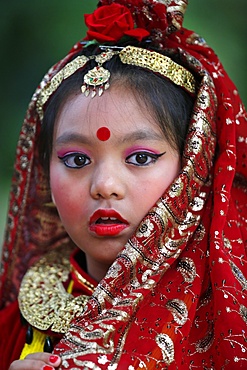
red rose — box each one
[99,1,169,36]
[84,3,149,43]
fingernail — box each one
[43,366,54,370]
[49,355,59,364]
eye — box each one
[126,151,166,166]
[58,153,91,168]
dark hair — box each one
[39,46,194,174]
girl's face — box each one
[50,86,181,281]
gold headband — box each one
[36,46,196,120]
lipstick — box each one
[89,209,129,236]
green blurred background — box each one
[1,0,246,246]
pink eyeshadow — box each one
[124,146,160,157]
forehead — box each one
[53,85,164,139]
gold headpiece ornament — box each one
[36,46,196,120]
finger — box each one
[48,355,61,367]
[9,359,53,370]
[25,352,61,366]
[9,353,61,370]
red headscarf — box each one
[1,0,247,368]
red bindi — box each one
[96,127,111,141]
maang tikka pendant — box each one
[81,49,117,98]
[81,66,110,98]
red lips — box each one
[89,209,129,236]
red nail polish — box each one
[49,355,59,363]
[43,366,54,370]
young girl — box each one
[1,1,247,369]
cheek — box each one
[49,163,90,226]
[167,157,181,184]
[50,178,70,213]
[136,157,180,207]
[50,165,75,214]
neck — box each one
[85,255,111,282]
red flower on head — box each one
[84,3,149,43]
[98,1,186,40]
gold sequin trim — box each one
[18,249,92,333]
[71,266,95,293]
[119,46,196,94]
[36,46,195,120]
[36,55,89,119]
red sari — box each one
[1,0,247,369]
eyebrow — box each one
[55,129,164,146]
[55,132,91,146]
[121,129,164,143]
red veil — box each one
[1,0,247,368]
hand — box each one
[9,353,61,370]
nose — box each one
[90,163,126,200]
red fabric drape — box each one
[0,300,26,369]
[1,1,246,368]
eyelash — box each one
[58,153,91,168]
[58,151,166,169]
[125,151,166,166]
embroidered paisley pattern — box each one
[155,334,175,365]
[166,299,188,326]
[1,0,247,369]
[177,257,197,283]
